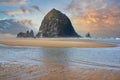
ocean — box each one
[0,39,120,70]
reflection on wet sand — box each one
[0,44,120,80]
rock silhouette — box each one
[17,30,34,38]
[36,8,80,37]
[85,32,91,38]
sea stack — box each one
[36,8,80,37]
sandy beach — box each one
[0,38,117,48]
[0,63,120,80]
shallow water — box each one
[0,41,120,71]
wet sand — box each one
[0,38,116,48]
[0,63,120,80]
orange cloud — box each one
[71,6,120,25]
[66,0,120,37]
[4,10,29,15]
[0,0,26,6]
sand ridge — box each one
[0,38,117,48]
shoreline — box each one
[0,38,117,48]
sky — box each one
[0,0,120,38]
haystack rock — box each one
[36,8,80,37]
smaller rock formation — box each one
[17,30,35,38]
[85,32,91,38]
[30,30,34,38]
[17,32,27,38]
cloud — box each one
[67,0,106,16]
[31,6,41,11]
[106,0,120,6]
[20,6,41,13]
[19,19,36,29]
[0,5,41,15]
[66,0,120,37]
[0,19,29,34]
[0,19,35,35]
[3,10,28,15]
[66,0,120,24]
[71,7,120,25]
[0,0,27,6]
